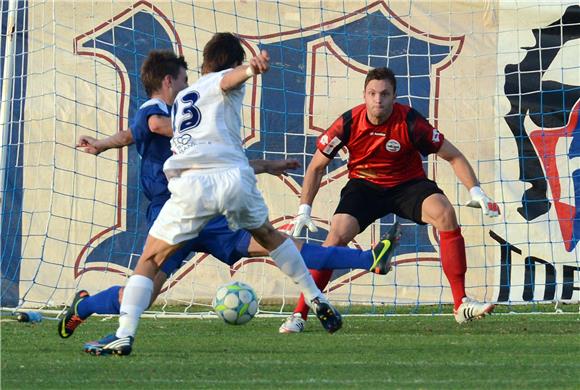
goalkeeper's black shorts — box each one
[334,177,444,232]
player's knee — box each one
[151,245,181,268]
[324,231,353,246]
[249,223,285,251]
[433,204,458,230]
[154,253,168,267]
[250,225,271,241]
[140,254,162,270]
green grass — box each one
[2,314,579,389]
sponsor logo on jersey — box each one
[385,139,401,152]
[432,128,441,143]
[323,136,342,155]
[171,134,193,154]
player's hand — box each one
[264,159,301,176]
[465,186,500,217]
[76,135,103,155]
[292,204,319,237]
[248,50,270,75]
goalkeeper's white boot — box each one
[454,297,495,324]
[279,313,306,334]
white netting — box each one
[1,1,579,314]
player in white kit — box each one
[84,33,342,356]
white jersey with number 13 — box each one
[164,69,249,176]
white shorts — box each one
[149,167,269,245]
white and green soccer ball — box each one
[212,281,259,325]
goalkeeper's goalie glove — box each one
[465,186,500,217]
[292,204,319,237]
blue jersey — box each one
[130,98,172,201]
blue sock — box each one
[300,243,372,270]
[76,285,122,319]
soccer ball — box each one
[212,281,258,325]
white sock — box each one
[270,238,321,302]
[116,274,154,338]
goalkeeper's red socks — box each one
[293,228,468,315]
[439,227,467,310]
[294,268,333,320]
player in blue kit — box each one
[59,50,399,345]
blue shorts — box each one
[147,199,252,276]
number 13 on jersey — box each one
[172,91,202,133]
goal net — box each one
[1,0,579,315]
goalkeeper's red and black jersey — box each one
[316,102,444,188]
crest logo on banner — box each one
[74,1,464,288]
[503,5,580,251]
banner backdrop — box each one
[2,1,578,308]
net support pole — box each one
[0,0,19,249]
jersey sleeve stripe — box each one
[405,108,417,146]
[342,109,353,145]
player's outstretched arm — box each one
[220,50,270,92]
[437,139,500,217]
[76,129,134,155]
[292,150,332,236]
[250,159,300,176]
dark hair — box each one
[364,67,396,93]
[201,32,245,74]
[141,50,188,96]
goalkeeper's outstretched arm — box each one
[292,150,332,236]
[300,150,332,207]
[436,139,479,190]
[437,138,500,217]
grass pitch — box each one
[1,313,579,389]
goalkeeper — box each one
[282,67,500,333]
[58,51,397,343]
